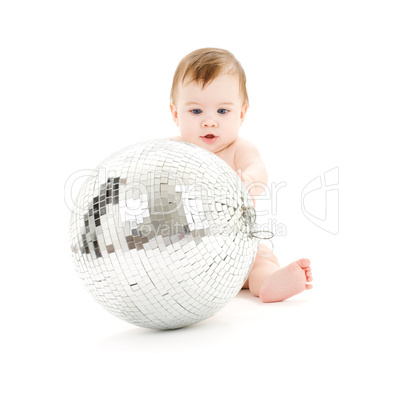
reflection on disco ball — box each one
[69,139,259,330]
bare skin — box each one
[169,74,313,302]
[244,244,313,302]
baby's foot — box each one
[259,258,313,303]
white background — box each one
[1,1,401,401]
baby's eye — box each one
[218,108,229,114]
[191,109,202,115]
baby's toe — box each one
[298,258,311,268]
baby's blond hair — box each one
[170,48,249,107]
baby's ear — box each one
[169,102,179,126]
[240,103,248,124]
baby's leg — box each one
[242,246,280,293]
[243,244,313,303]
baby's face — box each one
[170,74,247,153]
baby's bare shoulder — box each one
[234,137,261,159]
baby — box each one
[168,48,313,302]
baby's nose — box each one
[202,118,217,127]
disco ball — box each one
[70,139,260,330]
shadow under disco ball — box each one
[70,139,261,330]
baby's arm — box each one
[234,138,268,197]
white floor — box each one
[3,245,400,402]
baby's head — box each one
[170,48,249,152]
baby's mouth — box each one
[201,134,218,144]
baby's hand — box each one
[237,169,256,207]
